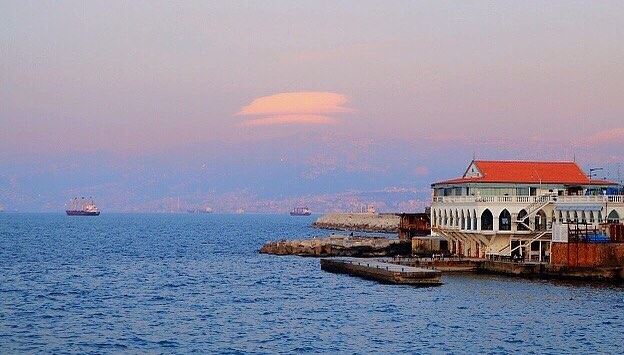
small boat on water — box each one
[290,207,311,216]
[66,197,100,216]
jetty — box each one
[386,256,624,281]
[320,257,442,285]
[260,235,410,257]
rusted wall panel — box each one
[552,243,624,267]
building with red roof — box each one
[430,160,623,260]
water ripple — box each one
[1,213,623,353]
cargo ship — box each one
[66,197,100,216]
[290,207,311,216]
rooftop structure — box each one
[435,160,614,186]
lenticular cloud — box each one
[237,92,354,126]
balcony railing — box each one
[432,195,623,204]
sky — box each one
[1,1,623,212]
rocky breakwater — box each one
[260,235,411,257]
[312,213,400,233]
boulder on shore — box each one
[260,235,410,257]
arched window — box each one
[517,209,529,231]
[566,211,571,223]
[598,211,603,223]
[481,209,494,230]
[608,210,620,224]
[499,209,512,231]
[589,211,595,223]
[573,211,578,222]
[466,210,472,230]
[443,210,448,226]
[558,211,563,223]
[460,210,465,230]
[472,210,478,230]
[581,211,587,223]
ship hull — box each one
[66,210,100,216]
[290,212,311,216]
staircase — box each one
[515,194,555,231]
[494,231,550,256]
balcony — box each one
[432,195,623,205]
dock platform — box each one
[320,257,442,285]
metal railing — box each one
[432,195,622,204]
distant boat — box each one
[290,207,311,216]
[235,208,245,214]
[66,197,100,216]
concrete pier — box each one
[383,257,624,282]
[385,257,480,272]
[320,257,442,285]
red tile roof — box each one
[434,160,617,186]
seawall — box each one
[260,235,411,257]
[312,213,400,233]
[386,257,624,282]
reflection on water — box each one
[1,213,623,353]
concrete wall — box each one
[551,242,624,267]
[313,213,400,232]
[411,237,444,255]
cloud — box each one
[237,92,354,126]
[241,115,336,127]
[585,128,624,145]
[414,166,429,176]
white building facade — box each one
[430,160,623,261]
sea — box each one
[1,213,623,354]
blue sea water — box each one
[1,213,623,354]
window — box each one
[499,210,512,231]
[481,209,494,231]
[608,210,620,224]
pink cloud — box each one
[240,115,336,127]
[586,127,624,145]
[236,91,354,127]
[414,166,429,176]
[237,92,354,116]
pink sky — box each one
[1,1,623,211]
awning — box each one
[555,204,603,211]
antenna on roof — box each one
[589,167,604,180]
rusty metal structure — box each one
[398,213,431,240]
